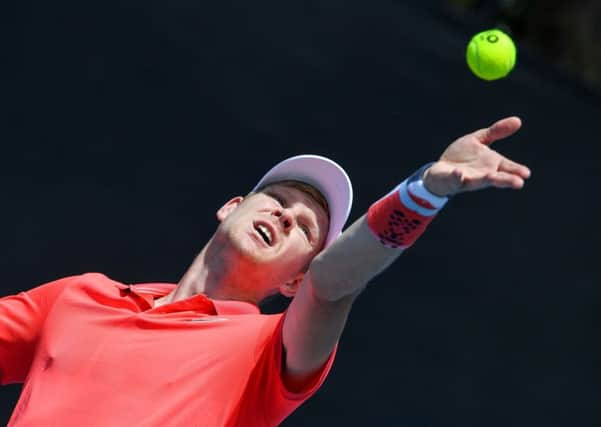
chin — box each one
[229,233,274,265]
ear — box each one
[216,196,244,222]
[278,273,305,298]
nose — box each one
[273,208,294,231]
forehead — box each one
[264,181,327,208]
[260,182,330,225]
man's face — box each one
[216,182,330,293]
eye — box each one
[270,193,286,207]
[300,224,311,239]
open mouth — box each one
[254,223,273,246]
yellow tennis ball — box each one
[466,29,517,81]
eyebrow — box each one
[269,186,326,214]
[257,180,329,219]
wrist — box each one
[407,163,449,210]
[421,167,452,198]
[366,163,448,249]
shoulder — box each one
[27,273,126,302]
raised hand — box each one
[422,116,531,197]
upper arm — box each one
[0,276,75,384]
[281,271,356,384]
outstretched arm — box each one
[282,116,531,384]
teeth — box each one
[257,224,272,244]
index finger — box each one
[472,116,522,146]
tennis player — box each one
[0,116,530,426]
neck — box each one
[156,235,265,308]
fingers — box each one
[472,116,522,146]
[499,157,531,179]
[453,165,531,193]
[485,171,525,189]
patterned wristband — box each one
[367,163,447,249]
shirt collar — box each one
[120,283,260,315]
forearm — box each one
[282,213,402,378]
[308,163,448,301]
[308,214,405,301]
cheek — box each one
[286,242,317,269]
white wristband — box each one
[407,179,449,210]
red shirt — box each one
[0,273,335,426]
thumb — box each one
[472,116,522,146]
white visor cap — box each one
[252,155,353,247]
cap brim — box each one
[252,155,353,247]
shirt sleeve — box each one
[239,313,337,426]
[0,276,77,385]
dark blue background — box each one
[2,1,598,425]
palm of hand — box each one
[423,117,531,196]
